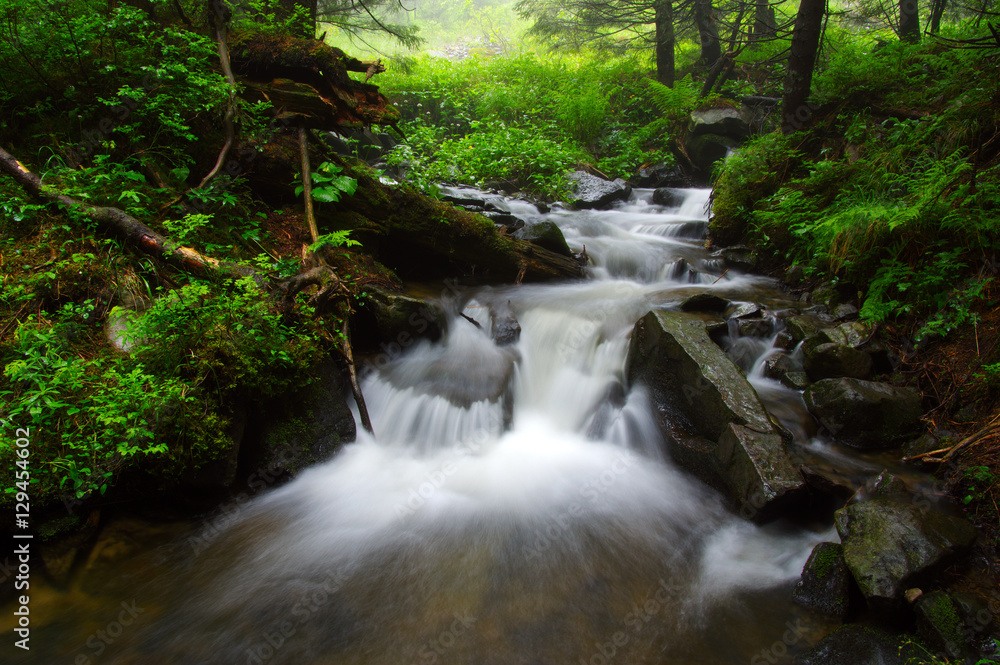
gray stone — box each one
[738,318,774,338]
[513,220,573,257]
[785,315,829,343]
[684,133,739,175]
[568,171,632,209]
[690,107,750,140]
[628,311,805,520]
[811,282,842,309]
[652,187,686,208]
[786,264,806,284]
[680,293,731,313]
[725,302,763,319]
[782,371,811,391]
[793,542,853,619]
[631,161,689,188]
[834,499,977,609]
[804,378,922,448]
[362,285,446,345]
[716,245,755,271]
[490,306,521,347]
[803,342,873,380]
[717,423,806,521]
[253,359,357,477]
[915,591,968,661]
[795,624,918,665]
[831,303,859,321]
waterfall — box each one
[29,189,836,665]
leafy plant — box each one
[297,162,359,203]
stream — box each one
[6,188,875,665]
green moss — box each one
[921,593,964,649]
[811,542,842,580]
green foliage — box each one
[381,51,678,197]
[0,275,323,506]
[308,230,361,254]
[297,162,359,203]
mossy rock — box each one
[804,378,922,448]
[793,542,854,619]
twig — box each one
[712,269,730,284]
[298,125,319,244]
[942,414,1000,463]
[194,8,237,191]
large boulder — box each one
[689,107,750,141]
[631,161,691,188]
[793,542,854,619]
[803,342,873,381]
[628,310,806,520]
[684,133,739,176]
[513,220,573,257]
[834,499,977,610]
[356,284,446,349]
[568,171,632,209]
[804,378,923,448]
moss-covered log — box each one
[230,31,398,128]
[333,167,585,282]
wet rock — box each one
[715,245,755,271]
[628,310,805,520]
[834,498,977,610]
[781,371,812,391]
[568,171,632,209]
[915,591,969,660]
[513,220,573,257]
[680,293,731,313]
[865,470,909,500]
[249,358,357,479]
[786,264,806,284]
[803,342,873,381]
[632,161,690,188]
[794,624,918,665]
[725,302,762,319]
[785,315,830,343]
[773,330,796,351]
[652,187,686,207]
[484,211,524,231]
[811,282,842,310]
[738,318,774,338]
[717,423,806,521]
[765,353,807,386]
[689,107,750,141]
[685,133,739,175]
[831,303,859,321]
[804,378,922,448]
[490,304,521,346]
[793,542,854,619]
[358,285,446,346]
[902,433,943,459]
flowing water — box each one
[5,189,843,665]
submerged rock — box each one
[490,304,521,347]
[568,171,632,209]
[628,310,805,520]
[834,499,977,610]
[794,624,918,665]
[793,542,854,619]
[652,187,686,208]
[804,378,922,448]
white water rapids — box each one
[12,189,840,665]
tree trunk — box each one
[752,0,777,44]
[899,0,921,42]
[694,0,722,66]
[781,0,825,134]
[930,0,946,33]
[654,0,676,87]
